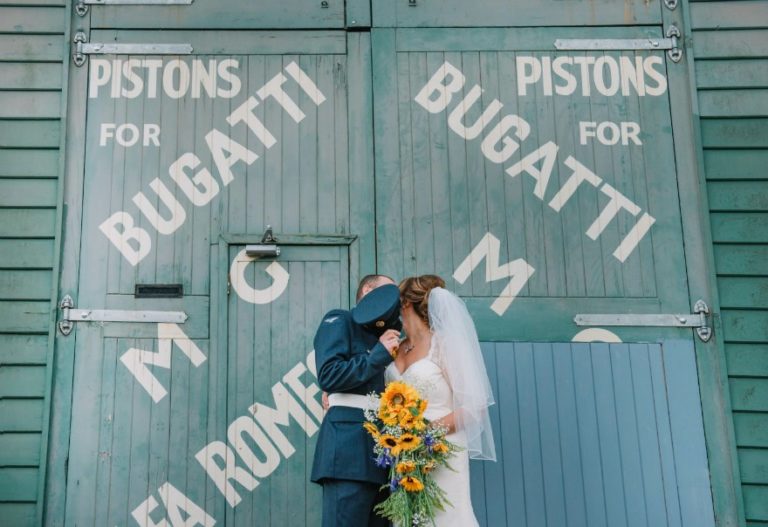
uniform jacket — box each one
[310,308,393,484]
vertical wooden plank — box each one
[629,344,669,527]
[591,343,629,526]
[610,343,649,527]
[515,342,547,527]
[479,345,507,525]
[534,343,567,526]
[93,338,117,526]
[495,342,526,523]
[63,329,104,524]
[552,343,588,526]
[662,339,716,527]
[347,32,375,281]
[371,28,402,278]
[648,342,683,527]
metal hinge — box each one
[76,0,193,16]
[72,31,193,67]
[574,299,712,342]
[555,24,683,62]
[58,295,187,336]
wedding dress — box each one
[385,339,479,527]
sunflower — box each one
[378,434,401,455]
[363,422,380,438]
[400,476,424,492]
[432,442,449,454]
[381,381,419,412]
[379,408,400,427]
[423,460,437,473]
[396,460,416,474]
[397,433,421,452]
[398,411,427,432]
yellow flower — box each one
[423,461,437,473]
[400,476,424,492]
[432,442,449,454]
[378,434,401,455]
[396,460,416,474]
[363,422,380,438]
[397,433,421,452]
[381,382,419,412]
[398,411,427,432]
[379,409,399,427]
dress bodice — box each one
[384,343,454,424]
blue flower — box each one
[424,434,436,448]
[389,478,400,492]
[375,451,393,468]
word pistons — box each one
[415,61,656,263]
[100,61,325,265]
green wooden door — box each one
[216,243,348,526]
[371,25,716,526]
[56,27,370,526]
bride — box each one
[385,275,496,526]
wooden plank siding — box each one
[0,2,66,525]
[691,2,768,525]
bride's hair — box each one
[398,274,446,325]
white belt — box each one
[328,393,377,411]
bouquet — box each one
[363,381,461,526]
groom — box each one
[311,274,402,527]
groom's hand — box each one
[379,329,401,358]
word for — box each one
[415,61,656,269]
[100,123,160,147]
[89,58,241,99]
[453,232,535,316]
[579,121,641,146]
[120,323,206,403]
[516,55,667,97]
[132,351,323,525]
[100,61,325,265]
[230,249,290,305]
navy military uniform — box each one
[311,285,401,527]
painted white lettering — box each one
[195,441,259,508]
[248,382,318,459]
[516,56,541,96]
[205,129,258,186]
[586,183,641,240]
[553,56,577,96]
[548,156,603,212]
[119,323,207,403]
[191,59,217,99]
[644,56,667,96]
[169,152,220,206]
[217,59,241,98]
[226,97,277,149]
[505,141,559,199]
[447,85,503,140]
[144,59,163,99]
[227,416,282,479]
[144,123,161,146]
[453,232,535,316]
[131,482,216,527]
[480,114,531,164]
[285,61,327,105]
[163,59,191,99]
[620,56,645,96]
[230,250,290,305]
[256,72,305,123]
[111,59,123,98]
[282,362,324,424]
[414,60,466,114]
[613,212,656,262]
[98,211,151,266]
[593,56,620,96]
[122,59,144,98]
[89,59,111,98]
[133,179,187,236]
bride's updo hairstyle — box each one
[398,274,446,326]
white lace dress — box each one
[384,344,479,527]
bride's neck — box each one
[407,323,431,346]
